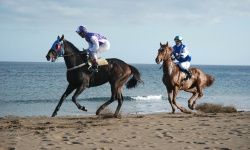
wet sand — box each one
[0,112,249,150]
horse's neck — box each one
[63,41,83,69]
[163,59,177,76]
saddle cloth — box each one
[96,58,108,66]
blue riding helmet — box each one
[174,35,183,41]
[76,26,87,34]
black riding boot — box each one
[183,69,192,81]
[91,59,98,73]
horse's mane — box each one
[64,40,81,54]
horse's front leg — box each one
[72,85,87,111]
[52,84,75,117]
[172,87,191,113]
[166,89,175,113]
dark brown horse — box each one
[46,35,142,117]
[155,42,214,113]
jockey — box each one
[76,25,110,72]
[172,35,192,81]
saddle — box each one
[81,50,108,73]
[86,58,109,73]
[87,58,108,67]
[96,58,108,66]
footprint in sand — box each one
[71,141,83,145]
[155,131,174,139]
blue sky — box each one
[0,0,249,65]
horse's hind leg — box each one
[52,84,75,117]
[72,85,87,111]
[96,86,123,118]
[113,75,130,117]
[96,78,125,117]
[114,87,124,117]
[191,86,204,109]
[96,97,115,115]
[187,92,199,110]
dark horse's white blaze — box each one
[46,35,142,117]
[155,42,214,113]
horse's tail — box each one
[126,65,143,89]
[205,74,215,87]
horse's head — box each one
[46,35,65,62]
[155,42,173,64]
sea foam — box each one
[131,95,163,101]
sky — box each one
[0,0,249,65]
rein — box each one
[62,51,86,57]
[162,52,181,82]
[67,62,87,71]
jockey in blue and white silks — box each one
[172,35,192,80]
[76,25,110,72]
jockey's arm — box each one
[180,47,189,58]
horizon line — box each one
[0,61,249,67]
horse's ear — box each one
[57,36,60,41]
[166,42,168,46]
[160,42,163,47]
[60,34,64,41]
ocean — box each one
[0,62,250,117]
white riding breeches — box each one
[176,61,190,70]
[98,40,110,52]
[88,39,110,60]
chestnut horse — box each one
[46,35,142,117]
[155,42,214,113]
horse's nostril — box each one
[46,55,50,61]
[155,58,159,64]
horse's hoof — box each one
[51,113,57,117]
[96,109,101,115]
[191,105,195,110]
[188,104,194,110]
[113,114,121,118]
[81,106,87,112]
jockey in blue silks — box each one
[76,25,110,72]
[172,35,192,81]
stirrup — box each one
[88,65,98,73]
[92,65,98,72]
[183,76,189,81]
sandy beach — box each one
[0,112,249,150]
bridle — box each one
[51,40,88,71]
[158,46,172,65]
[162,46,173,61]
[53,40,82,57]
[158,46,174,75]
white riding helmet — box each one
[174,35,183,41]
